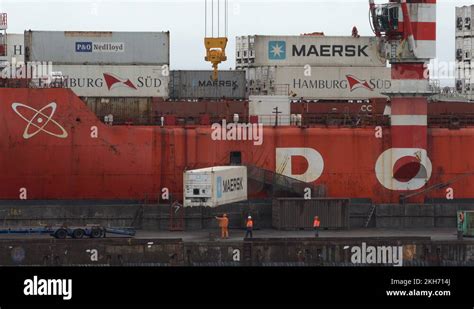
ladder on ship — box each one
[364,204,376,228]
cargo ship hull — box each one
[1,88,474,204]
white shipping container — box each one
[0,33,25,64]
[25,31,170,65]
[456,6,474,37]
[237,35,386,68]
[51,65,169,98]
[249,66,392,100]
[184,166,248,208]
[249,95,291,126]
[7,33,24,62]
[456,37,463,50]
[456,38,464,62]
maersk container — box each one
[248,66,391,100]
[49,65,169,98]
[184,166,248,208]
[25,30,170,65]
[236,35,386,68]
[169,70,246,100]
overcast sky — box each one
[0,0,472,85]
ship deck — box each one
[0,228,470,242]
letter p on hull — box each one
[276,148,324,183]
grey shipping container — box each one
[25,30,170,65]
[272,198,350,230]
[169,70,246,100]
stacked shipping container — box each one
[24,30,171,121]
[236,35,390,100]
[169,70,246,100]
[455,6,474,100]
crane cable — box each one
[205,0,228,38]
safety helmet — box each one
[248,216,252,219]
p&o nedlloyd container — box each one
[25,30,170,65]
[184,166,248,208]
[236,35,386,69]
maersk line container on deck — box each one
[184,166,248,208]
[25,30,170,65]
[169,70,246,100]
[236,35,386,69]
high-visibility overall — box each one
[313,217,321,237]
[216,216,229,239]
[245,219,254,239]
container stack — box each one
[236,34,390,100]
[25,30,170,122]
[455,6,474,100]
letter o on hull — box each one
[375,148,432,191]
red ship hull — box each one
[1,88,474,204]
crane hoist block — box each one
[204,37,228,80]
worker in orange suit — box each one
[215,214,229,239]
[245,216,254,239]
[313,216,321,237]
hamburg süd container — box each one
[247,66,391,100]
[184,166,248,208]
[25,30,170,65]
[169,70,246,100]
[49,65,169,98]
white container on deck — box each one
[184,166,248,208]
[247,66,391,100]
[236,35,386,68]
[25,30,170,65]
[48,65,169,98]
[249,95,291,126]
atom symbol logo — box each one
[11,102,68,139]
